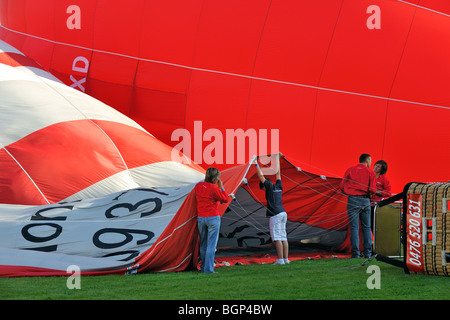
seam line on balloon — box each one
[396,0,450,18]
[0,25,449,111]
[0,143,50,204]
[157,253,193,273]
[136,215,197,266]
[89,120,136,183]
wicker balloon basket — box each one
[405,182,449,276]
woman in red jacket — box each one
[194,167,229,273]
[372,160,392,203]
[371,160,392,232]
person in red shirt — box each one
[194,167,229,273]
[340,154,377,258]
[372,160,392,203]
[371,160,392,232]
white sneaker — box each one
[273,259,285,265]
[284,259,290,264]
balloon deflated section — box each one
[0,38,204,205]
[1,0,449,192]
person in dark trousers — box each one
[255,153,289,265]
[340,153,377,258]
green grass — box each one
[1,258,449,300]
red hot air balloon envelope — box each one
[1,0,449,193]
[0,39,351,277]
[0,0,450,277]
[0,38,208,276]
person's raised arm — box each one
[254,159,266,184]
[214,179,229,204]
[275,153,281,181]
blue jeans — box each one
[197,216,221,273]
[347,196,372,258]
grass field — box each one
[1,257,449,301]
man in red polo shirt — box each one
[340,153,377,258]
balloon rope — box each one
[221,171,371,241]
